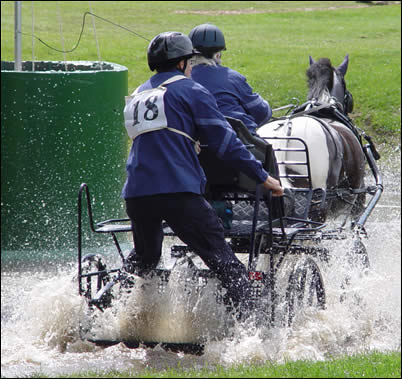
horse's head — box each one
[307,55,353,114]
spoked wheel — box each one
[286,256,325,326]
[79,253,114,343]
[81,253,113,310]
[273,255,325,327]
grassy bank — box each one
[34,351,401,378]
[1,1,400,145]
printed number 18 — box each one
[132,95,159,126]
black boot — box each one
[122,248,137,274]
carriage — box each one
[76,56,383,353]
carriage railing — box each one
[261,133,383,230]
[76,182,280,303]
[77,183,279,299]
[260,136,313,189]
[77,183,131,296]
[77,182,326,299]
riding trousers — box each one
[125,192,253,308]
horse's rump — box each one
[258,115,365,192]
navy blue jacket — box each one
[122,69,268,199]
[191,64,271,134]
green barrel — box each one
[1,61,129,255]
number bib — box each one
[124,75,185,140]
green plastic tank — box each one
[1,61,129,254]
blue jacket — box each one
[191,64,271,134]
[122,69,268,199]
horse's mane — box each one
[306,58,334,101]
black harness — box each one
[288,101,379,161]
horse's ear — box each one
[337,54,349,76]
[309,56,315,65]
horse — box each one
[257,55,367,222]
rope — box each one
[20,11,150,54]
[56,1,68,70]
[31,1,35,71]
[88,2,102,69]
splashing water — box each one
[1,164,400,377]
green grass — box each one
[32,351,401,378]
[1,1,400,145]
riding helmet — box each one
[147,32,197,71]
[188,23,226,58]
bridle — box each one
[330,70,353,115]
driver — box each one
[189,23,272,135]
[122,31,283,317]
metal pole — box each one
[14,1,22,71]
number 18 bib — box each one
[124,75,186,140]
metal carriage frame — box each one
[76,116,382,351]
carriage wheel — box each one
[79,253,114,342]
[285,256,325,326]
[81,253,113,309]
[348,237,370,270]
[273,255,325,327]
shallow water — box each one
[1,159,400,378]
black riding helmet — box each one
[188,23,226,58]
[147,32,196,71]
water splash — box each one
[117,269,229,344]
[1,167,400,377]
